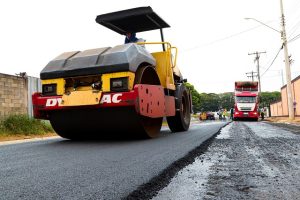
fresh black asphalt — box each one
[0,121,226,200]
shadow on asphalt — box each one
[44,129,173,146]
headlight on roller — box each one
[42,84,57,96]
[110,77,128,92]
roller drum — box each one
[50,107,162,140]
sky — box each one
[1,0,300,93]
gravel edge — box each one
[124,122,230,200]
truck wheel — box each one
[167,84,191,132]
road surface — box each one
[153,121,300,200]
[0,121,226,200]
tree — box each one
[259,92,281,108]
[185,82,280,113]
[219,92,234,110]
[199,93,220,111]
[185,83,201,113]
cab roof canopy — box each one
[95,6,170,35]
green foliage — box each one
[186,82,234,113]
[0,115,53,135]
[185,82,201,113]
[186,83,280,113]
[259,91,281,108]
[199,93,220,112]
[219,92,234,110]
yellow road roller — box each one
[32,7,192,139]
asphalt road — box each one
[0,121,226,200]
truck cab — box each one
[233,81,259,121]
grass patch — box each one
[191,114,199,118]
[0,115,54,136]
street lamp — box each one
[245,0,294,120]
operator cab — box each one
[96,6,170,50]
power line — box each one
[288,32,300,43]
[246,71,258,81]
[261,46,283,77]
[262,74,282,78]
[183,24,269,52]
[248,51,266,93]
[287,1,300,37]
[182,20,279,53]
[288,19,300,39]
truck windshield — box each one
[236,96,256,103]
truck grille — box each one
[240,107,252,111]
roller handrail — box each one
[136,41,172,49]
[136,42,178,68]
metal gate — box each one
[27,76,42,117]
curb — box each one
[0,136,61,146]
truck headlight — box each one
[42,84,57,96]
[110,77,128,91]
[235,112,239,115]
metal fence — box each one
[27,76,42,118]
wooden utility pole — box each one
[248,51,266,94]
[244,1,294,119]
[280,0,294,120]
[246,71,258,82]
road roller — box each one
[32,7,192,139]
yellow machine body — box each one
[40,42,178,106]
[62,90,102,106]
[101,72,135,92]
[140,42,177,91]
[41,78,65,95]
[41,72,135,106]
[40,42,179,108]
[152,51,175,90]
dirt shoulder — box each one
[0,132,58,142]
[264,117,300,134]
[264,117,300,124]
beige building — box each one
[270,75,300,117]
